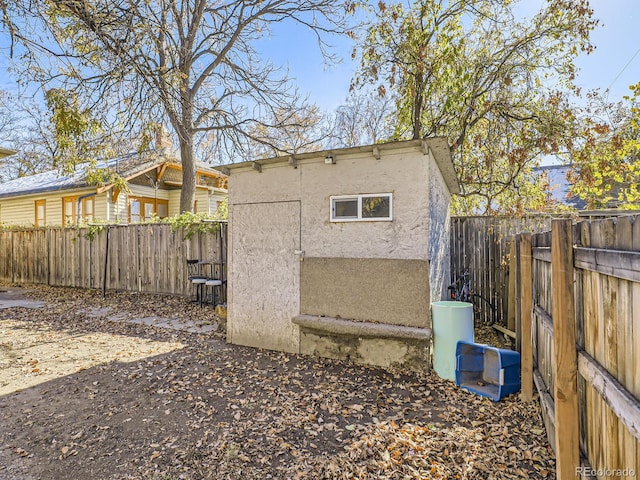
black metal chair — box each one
[204,262,225,306]
[187,259,207,305]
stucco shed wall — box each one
[300,149,430,260]
[428,156,452,302]
[227,145,434,260]
[227,201,301,353]
[227,163,301,204]
[227,144,453,355]
[300,257,430,327]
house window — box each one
[157,199,169,218]
[63,197,75,225]
[128,196,169,223]
[35,200,46,227]
[157,202,168,218]
[330,193,393,222]
[83,197,94,223]
[130,198,141,223]
[62,196,95,225]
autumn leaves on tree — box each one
[1,0,638,214]
[353,0,599,214]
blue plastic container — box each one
[455,341,521,401]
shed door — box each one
[228,201,301,353]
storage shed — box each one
[224,138,460,371]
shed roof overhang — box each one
[221,138,461,194]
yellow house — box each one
[0,150,227,227]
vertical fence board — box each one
[551,219,580,479]
[632,217,640,467]
[515,236,522,351]
[95,228,107,291]
[0,231,8,282]
[450,216,557,328]
[171,228,183,295]
[507,240,516,330]
[107,227,119,290]
[0,224,225,299]
[139,225,151,293]
[52,228,61,286]
[68,229,77,287]
[451,214,640,476]
[48,229,57,286]
[221,223,228,302]
[155,225,166,294]
[614,217,633,414]
[520,233,533,401]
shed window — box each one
[330,194,393,222]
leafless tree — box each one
[0,91,54,181]
[330,92,395,147]
[2,0,352,212]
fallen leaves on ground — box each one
[0,284,554,479]
[310,417,552,479]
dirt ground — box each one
[0,284,554,479]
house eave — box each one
[0,184,96,200]
[0,150,227,200]
[163,180,212,190]
[96,160,175,194]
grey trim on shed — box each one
[221,138,460,195]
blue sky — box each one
[264,0,640,111]
[573,0,640,100]
[1,0,639,112]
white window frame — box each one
[330,193,393,222]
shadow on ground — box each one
[0,285,554,479]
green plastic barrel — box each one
[431,301,474,381]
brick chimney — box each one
[155,126,173,154]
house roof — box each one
[0,150,225,199]
[222,138,461,194]
[534,164,586,210]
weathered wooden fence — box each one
[450,215,557,326]
[513,216,640,479]
[0,223,227,297]
[450,212,639,329]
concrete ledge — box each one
[292,314,432,341]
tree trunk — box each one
[412,74,424,140]
[179,135,197,213]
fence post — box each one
[514,235,522,352]
[551,219,580,479]
[11,230,15,284]
[520,233,533,401]
[103,226,110,298]
[507,239,517,332]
